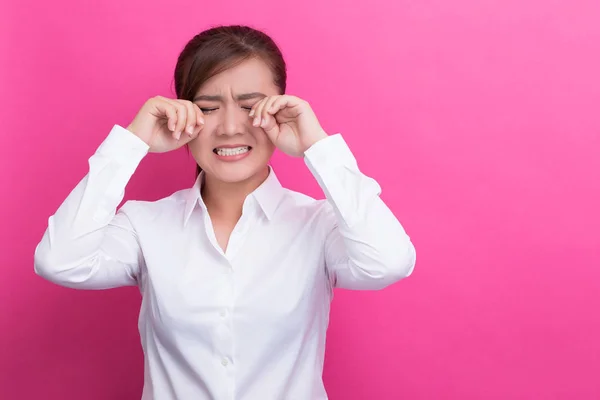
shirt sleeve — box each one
[303,134,416,290]
[34,125,150,289]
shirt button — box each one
[220,309,227,317]
[221,358,229,366]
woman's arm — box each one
[34,125,149,289]
[304,134,416,290]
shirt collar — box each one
[183,166,285,226]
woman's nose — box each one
[218,106,247,136]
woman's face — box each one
[188,58,280,184]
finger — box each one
[159,100,178,133]
[266,96,290,116]
[261,111,280,140]
[267,95,299,115]
[188,103,205,139]
[162,98,186,140]
[248,99,260,118]
[260,96,280,128]
[181,100,197,137]
[250,97,269,127]
[176,105,202,146]
[172,105,202,147]
[194,103,205,128]
[172,102,187,140]
[248,97,263,124]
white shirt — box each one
[34,125,416,400]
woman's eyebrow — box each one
[193,92,266,102]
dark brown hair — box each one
[174,25,287,177]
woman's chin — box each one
[204,162,269,185]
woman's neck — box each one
[201,166,270,221]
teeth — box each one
[215,146,250,156]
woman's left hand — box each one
[249,95,328,157]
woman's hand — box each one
[249,95,328,157]
[127,96,205,153]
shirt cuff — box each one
[96,124,150,165]
[303,134,358,172]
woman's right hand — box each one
[126,96,205,153]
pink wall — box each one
[2,0,599,398]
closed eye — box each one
[200,107,252,114]
[200,108,218,114]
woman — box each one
[34,25,416,400]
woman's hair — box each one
[174,25,287,177]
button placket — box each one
[225,199,255,260]
[217,259,235,373]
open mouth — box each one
[213,146,252,157]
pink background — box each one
[2,0,599,398]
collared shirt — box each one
[34,125,416,400]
